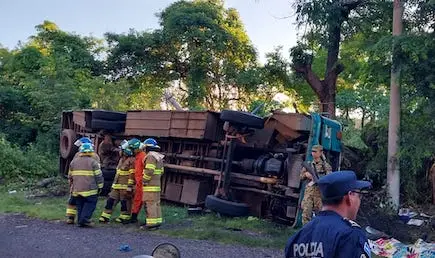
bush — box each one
[361,115,434,204]
[0,135,57,183]
[340,119,368,150]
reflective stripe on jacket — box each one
[68,153,103,197]
[142,151,164,192]
[112,156,135,190]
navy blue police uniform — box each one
[285,171,372,258]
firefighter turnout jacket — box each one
[142,151,165,227]
[112,156,135,190]
[69,153,104,197]
[74,152,101,163]
[142,151,165,192]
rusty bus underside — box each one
[60,110,316,223]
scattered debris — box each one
[118,244,132,252]
[26,177,69,199]
[247,216,259,221]
[36,177,56,188]
[407,219,425,227]
[398,208,418,222]
[420,213,432,219]
[187,207,203,216]
[369,238,435,258]
[358,189,435,243]
[365,226,390,240]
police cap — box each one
[317,171,371,200]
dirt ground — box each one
[0,213,282,258]
[357,190,435,244]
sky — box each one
[0,0,299,63]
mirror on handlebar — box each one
[132,243,180,258]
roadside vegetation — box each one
[0,187,293,249]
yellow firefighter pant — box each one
[100,189,132,221]
[301,184,322,225]
[66,195,77,220]
[142,191,162,226]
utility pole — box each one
[387,0,404,209]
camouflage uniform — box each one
[300,159,332,224]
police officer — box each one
[300,144,332,224]
[285,171,372,258]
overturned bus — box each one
[59,109,342,227]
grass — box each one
[160,212,295,248]
[0,188,294,249]
[0,188,387,256]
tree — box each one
[347,0,435,203]
[0,21,104,150]
[237,47,314,115]
[387,0,403,209]
[290,0,370,117]
[105,0,257,110]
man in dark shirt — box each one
[285,171,372,258]
[98,132,119,195]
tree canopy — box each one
[0,0,434,203]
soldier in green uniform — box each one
[300,145,332,224]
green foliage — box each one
[339,119,367,150]
[0,1,434,207]
[239,47,314,113]
[0,135,57,182]
[106,0,257,110]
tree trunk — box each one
[320,22,342,118]
[387,0,403,210]
[292,1,364,118]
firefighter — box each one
[73,137,99,159]
[99,140,135,224]
[141,138,165,229]
[129,138,146,224]
[66,137,100,224]
[68,143,103,227]
[300,144,332,224]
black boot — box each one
[130,213,138,224]
[66,216,75,225]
